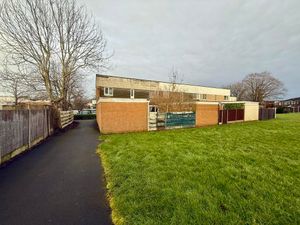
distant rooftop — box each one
[284,97,300,101]
[0,92,13,97]
[96,74,229,91]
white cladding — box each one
[96,75,231,96]
[158,82,230,96]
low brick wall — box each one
[195,103,219,127]
[96,100,149,134]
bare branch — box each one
[0,0,108,109]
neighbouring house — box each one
[280,97,300,106]
[0,92,51,110]
[96,74,236,103]
[0,92,15,108]
[86,99,97,109]
[277,97,300,112]
[262,100,279,108]
[263,97,300,112]
[96,74,261,134]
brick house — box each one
[96,74,236,103]
[95,74,259,133]
[277,97,300,112]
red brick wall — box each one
[196,104,219,127]
[96,103,102,130]
[96,102,148,134]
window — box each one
[130,89,135,99]
[104,87,113,96]
[149,105,158,112]
[224,96,229,100]
[202,94,207,100]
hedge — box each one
[223,103,244,110]
[74,114,96,120]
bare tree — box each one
[0,0,54,100]
[225,72,286,103]
[0,0,107,109]
[67,72,87,109]
[242,72,286,102]
[71,90,89,110]
[151,69,194,112]
[49,0,107,109]
[223,82,246,101]
[0,66,29,105]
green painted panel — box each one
[166,112,195,127]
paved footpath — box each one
[0,120,112,225]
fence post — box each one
[28,105,31,148]
[227,109,228,123]
[0,113,2,165]
[47,107,50,136]
[48,107,51,135]
[43,107,45,139]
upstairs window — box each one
[130,89,135,99]
[198,94,207,100]
[224,96,229,100]
[104,87,113,96]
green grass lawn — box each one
[98,114,300,225]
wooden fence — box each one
[259,108,276,120]
[0,108,53,164]
[219,109,245,124]
[59,111,74,129]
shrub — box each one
[74,114,96,120]
[223,103,244,110]
[276,107,285,114]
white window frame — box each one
[202,94,207,100]
[104,87,113,96]
[224,96,229,100]
[130,89,135,99]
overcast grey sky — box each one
[82,0,300,98]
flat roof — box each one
[96,74,230,91]
[284,97,300,101]
[97,97,149,104]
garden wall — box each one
[195,103,219,127]
[96,99,261,134]
[96,98,149,134]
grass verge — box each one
[98,114,300,225]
